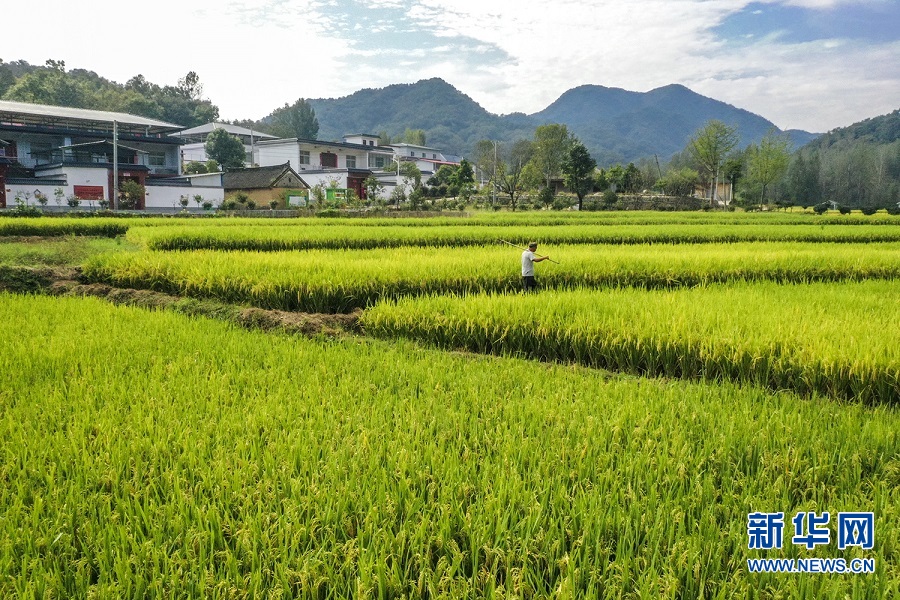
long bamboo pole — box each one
[498,239,560,264]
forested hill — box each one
[308,78,536,156]
[531,84,818,164]
[0,58,218,128]
[309,78,818,164]
[805,108,900,150]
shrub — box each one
[813,202,829,215]
[537,186,555,208]
[838,205,852,215]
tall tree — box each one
[688,120,740,205]
[623,162,643,193]
[496,139,534,210]
[531,124,572,190]
[561,141,597,210]
[267,98,319,140]
[0,60,16,97]
[472,139,499,193]
[450,158,475,199]
[176,71,204,100]
[204,128,245,171]
[745,129,791,205]
[787,151,822,208]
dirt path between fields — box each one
[0,266,361,337]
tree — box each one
[176,71,204,100]
[403,129,426,145]
[183,161,208,175]
[496,139,534,210]
[0,60,15,98]
[364,175,385,204]
[3,65,84,107]
[657,168,700,197]
[472,139,499,201]
[623,162,643,193]
[746,130,791,206]
[605,165,626,193]
[688,120,740,205]
[531,124,572,191]
[561,141,597,210]
[450,159,475,200]
[205,128,245,171]
[267,98,319,140]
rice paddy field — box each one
[1,211,899,598]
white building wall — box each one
[299,172,351,190]
[258,141,392,173]
[181,143,257,167]
[5,182,68,207]
[145,185,224,209]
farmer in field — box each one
[521,242,550,292]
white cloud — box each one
[1,0,896,131]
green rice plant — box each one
[362,280,900,405]
[0,217,129,237]
[0,293,897,598]
[129,222,900,252]
[84,242,900,313]
[0,236,139,267]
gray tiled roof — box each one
[222,163,307,190]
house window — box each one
[346,155,356,168]
[421,153,426,158]
[299,151,310,165]
[433,154,437,159]
[409,151,415,156]
[149,152,167,167]
[370,155,388,169]
[321,152,338,168]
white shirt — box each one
[522,250,536,276]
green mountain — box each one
[309,78,535,155]
[805,108,900,150]
[792,108,900,210]
[309,78,819,164]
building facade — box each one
[175,122,277,168]
[0,100,222,210]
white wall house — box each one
[256,135,396,199]
[386,143,460,177]
[174,122,277,168]
[0,100,224,210]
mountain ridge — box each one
[308,78,820,164]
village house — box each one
[221,162,310,208]
[0,100,223,210]
[255,133,396,200]
[174,122,277,168]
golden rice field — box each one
[1,211,898,598]
[83,242,900,312]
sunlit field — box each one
[1,211,897,598]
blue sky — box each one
[3,0,898,133]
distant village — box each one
[0,99,464,211]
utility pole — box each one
[492,140,498,207]
[112,120,118,210]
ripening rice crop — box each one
[1,293,897,598]
[127,222,900,251]
[362,280,900,404]
[0,217,130,237]
[83,242,900,313]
